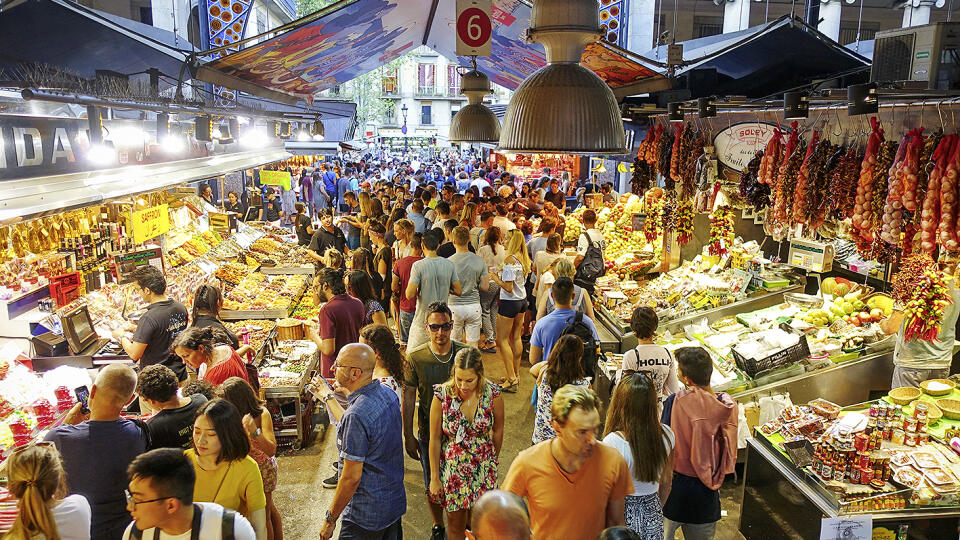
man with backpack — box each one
[573,209,606,294]
[530,277,601,378]
[123,448,255,540]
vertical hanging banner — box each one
[456,0,492,57]
[205,0,254,107]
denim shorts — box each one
[498,298,527,318]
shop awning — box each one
[642,16,870,99]
[0,0,193,89]
[198,0,669,103]
[0,148,289,225]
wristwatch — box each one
[323,392,336,402]
[252,427,262,438]
[325,510,338,523]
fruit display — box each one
[222,273,308,312]
[224,319,277,353]
[259,340,318,384]
[291,293,322,321]
[166,230,226,267]
[215,261,254,285]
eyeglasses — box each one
[125,489,175,509]
[333,363,363,372]
[427,322,453,332]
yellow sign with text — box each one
[131,204,170,244]
[259,170,292,190]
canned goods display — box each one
[905,432,918,447]
[854,433,868,452]
[892,428,905,444]
[861,466,874,485]
[904,416,917,433]
[859,452,871,470]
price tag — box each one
[114,247,164,283]
[456,0,492,57]
[131,204,169,244]
[259,170,292,190]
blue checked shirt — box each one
[337,380,406,530]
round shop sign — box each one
[713,122,780,173]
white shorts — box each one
[450,302,482,343]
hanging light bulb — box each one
[498,0,626,155]
[449,60,501,143]
[311,119,325,141]
[783,92,809,120]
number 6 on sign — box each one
[456,0,492,57]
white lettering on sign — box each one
[14,127,43,167]
[51,128,76,164]
[713,122,781,173]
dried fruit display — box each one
[920,134,956,254]
[645,124,664,165]
[631,158,653,195]
[903,268,952,342]
[792,131,821,225]
[771,126,804,227]
[828,146,861,220]
[739,151,768,211]
[901,128,926,213]
[758,127,784,185]
[852,118,884,244]
[939,135,960,252]
[879,133,912,245]
[656,127,673,181]
[669,123,685,191]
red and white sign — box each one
[713,122,781,173]
[456,0,492,57]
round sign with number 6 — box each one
[457,7,492,48]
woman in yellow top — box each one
[186,398,268,540]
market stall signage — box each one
[259,170,292,190]
[131,204,170,244]
[113,247,164,284]
[713,122,779,173]
[456,0,492,57]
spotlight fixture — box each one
[157,113,170,140]
[267,121,279,138]
[311,120,325,141]
[449,62,501,143]
[498,0,626,154]
[697,97,716,119]
[277,122,292,139]
[195,115,213,142]
[848,83,878,116]
[87,106,103,144]
[667,102,684,122]
[783,92,809,120]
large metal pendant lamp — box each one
[449,60,500,143]
[498,0,626,154]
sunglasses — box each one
[427,322,453,332]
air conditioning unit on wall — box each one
[870,22,960,89]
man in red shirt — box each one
[307,268,365,378]
[392,232,423,345]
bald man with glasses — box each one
[321,343,405,540]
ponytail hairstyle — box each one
[172,326,231,356]
[191,284,223,322]
[359,324,406,384]
[444,347,486,390]
[6,444,65,540]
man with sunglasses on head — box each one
[123,448,255,540]
[402,302,466,540]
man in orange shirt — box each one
[502,385,633,539]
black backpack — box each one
[559,312,600,378]
[574,232,605,293]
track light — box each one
[847,83,878,116]
[668,102,684,122]
[311,120,325,141]
[87,106,103,145]
[195,115,213,142]
[784,92,809,120]
[697,98,716,119]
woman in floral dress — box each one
[429,348,505,540]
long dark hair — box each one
[603,372,668,483]
[545,335,585,393]
[346,270,378,308]
[351,248,376,278]
[484,225,501,254]
[359,324,405,383]
[191,284,223,322]
[194,399,250,463]
[219,377,264,420]
[173,326,230,356]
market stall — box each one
[492,152,582,183]
[740,382,960,539]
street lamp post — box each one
[401,103,409,155]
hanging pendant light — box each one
[498,0,626,155]
[449,60,500,143]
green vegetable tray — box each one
[735,303,792,327]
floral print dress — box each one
[433,380,500,512]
